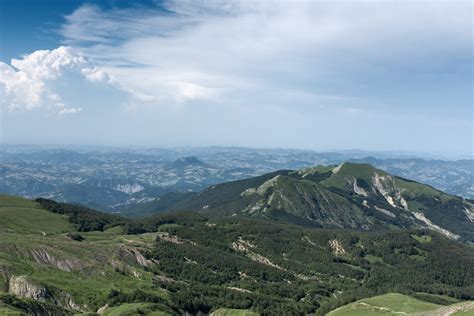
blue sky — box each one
[0,0,472,157]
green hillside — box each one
[0,195,172,315]
[0,194,473,315]
[327,293,474,316]
[129,163,474,241]
[327,293,439,315]
[0,194,74,234]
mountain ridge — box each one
[126,162,474,242]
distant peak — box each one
[175,156,201,163]
[170,156,206,167]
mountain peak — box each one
[170,156,206,168]
[141,162,474,241]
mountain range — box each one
[126,162,474,242]
[0,159,473,315]
[1,146,473,213]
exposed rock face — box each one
[58,291,82,311]
[464,206,474,222]
[31,248,83,272]
[231,238,283,270]
[8,275,83,312]
[156,232,184,245]
[247,252,283,270]
[117,247,157,268]
[332,163,344,174]
[231,237,255,252]
[156,232,196,246]
[352,178,368,197]
[153,274,176,284]
[9,275,51,301]
[227,286,252,293]
[97,304,109,314]
[372,173,407,209]
[329,239,346,256]
[374,205,396,218]
[413,213,460,240]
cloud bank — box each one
[0,46,113,115]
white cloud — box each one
[0,46,113,115]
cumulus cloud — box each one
[0,46,112,115]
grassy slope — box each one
[0,304,22,315]
[425,301,474,316]
[211,308,259,316]
[0,194,74,234]
[327,293,474,316]
[252,176,370,228]
[327,293,441,315]
[0,195,170,314]
[319,163,451,200]
[320,163,381,189]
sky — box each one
[0,0,472,157]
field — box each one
[327,293,474,316]
[0,194,74,234]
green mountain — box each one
[1,194,474,315]
[129,163,474,241]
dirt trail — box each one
[414,301,474,316]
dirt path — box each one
[414,301,474,316]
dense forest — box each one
[32,198,474,315]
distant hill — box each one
[127,162,474,241]
[2,146,473,213]
[167,156,208,168]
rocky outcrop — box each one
[231,237,283,270]
[9,275,51,301]
[352,178,368,197]
[8,275,83,312]
[372,173,408,210]
[97,304,109,314]
[329,239,346,256]
[413,213,460,240]
[30,248,83,272]
[57,291,82,311]
[231,237,256,252]
[117,247,157,268]
[464,206,474,222]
